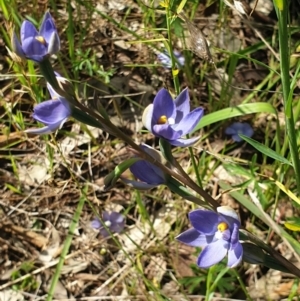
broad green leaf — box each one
[193,103,276,132]
[240,135,292,166]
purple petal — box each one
[110,223,124,233]
[221,228,231,241]
[39,12,57,44]
[121,178,159,190]
[225,122,254,142]
[225,126,238,135]
[152,123,181,140]
[174,88,190,122]
[33,99,70,124]
[109,212,124,224]
[229,222,240,245]
[227,242,243,267]
[21,21,38,41]
[130,160,165,184]
[197,240,228,268]
[189,210,220,235]
[175,52,185,67]
[157,51,185,69]
[232,134,243,142]
[21,36,47,59]
[24,125,54,135]
[102,211,110,222]
[140,143,161,160]
[12,32,25,58]
[91,218,102,229]
[157,52,172,69]
[99,228,110,237]
[25,54,45,62]
[168,136,199,147]
[176,228,214,247]
[47,31,60,54]
[243,125,254,137]
[109,212,125,233]
[47,82,63,100]
[152,89,176,126]
[99,211,125,236]
[172,108,204,136]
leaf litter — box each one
[0,0,300,299]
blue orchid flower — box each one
[122,144,167,190]
[176,206,243,268]
[225,122,254,142]
[12,12,60,62]
[142,88,204,147]
[157,50,185,69]
[91,211,125,237]
[25,74,71,135]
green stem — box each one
[46,192,86,301]
[188,146,203,188]
[166,8,180,95]
[41,59,218,209]
[166,9,202,188]
[277,5,300,195]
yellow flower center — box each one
[157,115,168,124]
[217,222,228,232]
[35,36,46,44]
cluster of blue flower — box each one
[12,12,256,269]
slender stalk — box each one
[77,101,219,209]
[41,59,219,209]
[165,8,180,95]
[276,4,300,194]
[46,193,86,301]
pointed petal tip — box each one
[91,218,101,229]
[11,32,25,58]
[227,243,243,268]
[168,136,200,147]
[176,228,209,247]
[24,126,53,135]
[121,177,159,190]
[47,32,60,54]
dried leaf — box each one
[0,290,24,301]
[179,12,213,63]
